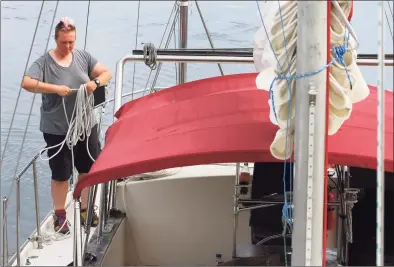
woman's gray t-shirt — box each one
[25,49,98,135]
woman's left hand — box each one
[84,80,97,95]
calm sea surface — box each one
[1,0,393,254]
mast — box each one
[178,0,188,84]
[291,2,328,266]
[376,0,385,265]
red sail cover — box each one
[73,73,393,198]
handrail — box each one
[2,197,8,266]
[32,161,42,249]
[5,159,46,265]
[94,87,167,108]
[16,175,21,266]
[114,52,394,119]
[113,54,258,114]
[2,150,45,266]
[131,48,394,66]
[15,152,41,179]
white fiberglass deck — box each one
[11,185,102,267]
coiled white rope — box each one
[39,85,96,162]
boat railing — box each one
[113,50,394,118]
[2,151,42,266]
[2,197,9,266]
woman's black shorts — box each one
[43,124,101,181]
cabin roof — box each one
[73,73,393,198]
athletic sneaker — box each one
[80,208,99,227]
[54,209,70,235]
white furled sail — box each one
[253,0,370,160]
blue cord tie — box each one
[269,44,353,124]
[282,202,293,226]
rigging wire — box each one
[12,0,60,178]
[387,0,393,18]
[0,1,46,170]
[254,2,294,265]
[84,0,91,51]
[4,1,59,202]
[1,0,59,235]
[255,1,288,73]
[141,1,179,96]
[195,1,224,75]
[131,0,141,101]
[173,17,178,83]
[148,9,180,93]
[384,7,393,41]
[82,0,106,148]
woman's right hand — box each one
[56,85,71,96]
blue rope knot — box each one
[332,44,353,90]
[269,43,353,125]
[333,44,347,65]
[282,202,293,226]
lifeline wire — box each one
[1,1,59,204]
[384,6,393,41]
[12,1,60,181]
[83,0,91,51]
[131,0,141,100]
[0,1,45,169]
[140,1,179,97]
[147,4,181,94]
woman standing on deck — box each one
[21,17,112,234]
